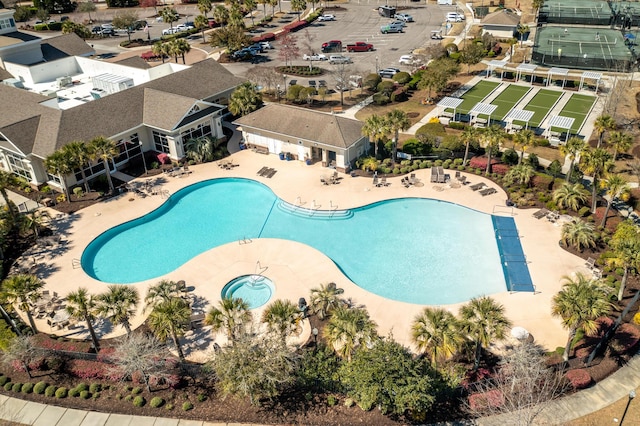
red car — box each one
[321,40,342,53]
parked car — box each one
[321,40,342,53]
[328,55,352,64]
[431,30,443,40]
[394,13,414,22]
[162,28,178,35]
[318,14,336,21]
[389,20,407,27]
[446,12,465,22]
[249,43,264,53]
[399,55,418,65]
[260,41,274,50]
[380,23,404,34]
[378,67,400,78]
[303,53,327,61]
[130,20,147,31]
[175,23,194,31]
[346,42,374,52]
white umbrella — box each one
[511,326,530,340]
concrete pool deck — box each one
[24,148,588,356]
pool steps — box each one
[276,200,353,219]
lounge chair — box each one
[458,176,468,185]
[381,176,388,187]
[479,187,497,196]
[437,167,445,183]
[455,171,461,179]
[265,169,277,178]
[470,182,487,191]
[257,166,268,175]
[585,257,596,270]
[532,208,550,219]
[372,176,379,187]
[430,167,437,183]
[320,175,329,185]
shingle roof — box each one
[0,30,39,48]
[0,68,13,80]
[234,104,365,149]
[482,10,521,26]
[113,55,152,70]
[0,58,245,158]
[40,33,95,60]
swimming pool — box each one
[82,178,515,305]
[221,275,275,309]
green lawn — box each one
[456,80,501,114]
[555,94,597,132]
[520,89,563,127]
[483,85,531,120]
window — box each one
[6,153,32,180]
[180,121,212,142]
[187,105,200,115]
[153,131,170,153]
[47,173,62,186]
[0,18,15,30]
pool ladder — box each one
[238,236,253,245]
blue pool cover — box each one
[492,216,535,292]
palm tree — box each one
[600,174,629,228]
[169,38,191,64]
[245,0,257,24]
[0,274,44,333]
[194,14,208,43]
[65,288,100,351]
[593,114,616,148]
[185,136,217,163]
[517,23,529,47]
[512,129,535,164]
[481,125,504,176]
[152,41,169,64]
[20,209,51,240]
[160,7,179,31]
[144,279,185,312]
[147,297,191,362]
[324,305,377,361]
[0,170,18,223]
[63,141,92,193]
[580,147,613,213]
[205,297,252,343]
[608,221,640,301]
[359,157,378,172]
[552,182,589,212]
[504,163,535,187]
[561,218,598,252]
[261,299,302,343]
[552,273,611,361]
[460,125,478,166]
[362,114,388,159]
[96,285,140,335]
[88,136,119,194]
[212,5,229,27]
[309,282,344,320]
[607,130,633,161]
[197,0,212,17]
[559,137,586,182]
[385,109,410,164]
[228,82,263,117]
[411,307,463,367]
[43,150,73,203]
[459,296,511,369]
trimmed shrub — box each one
[415,122,446,138]
[344,397,355,407]
[89,383,101,393]
[116,393,122,400]
[92,392,100,399]
[150,397,165,408]
[133,396,146,407]
[610,323,640,354]
[182,401,194,411]
[80,390,91,399]
[21,383,33,394]
[55,387,68,398]
[3,382,12,391]
[132,386,143,395]
[76,383,88,392]
[69,388,79,397]
[166,403,174,410]
[565,369,592,389]
[0,376,9,386]
[327,394,337,406]
[11,383,22,392]
[34,381,47,394]
[124,394,133,402]
[45,385,57,397]
[197,394,206,402]
[468,390,504,411]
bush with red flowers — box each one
[468,389,504,411]
[610,323,640,354]
[67,359,108,380]
[31,334,92,353]
[565,369,592,389]
[491,163,509,175]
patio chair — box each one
[320,176,329,185]
[381,176,388,187]
[585,257,596,270]
[372,176,379,187]
[479,187,497,196]
[256,166,268,175]
[458,176,468,185]
[455,171,461,179]
[470,182,487,191]
[532,208,550,219]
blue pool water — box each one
[82,178,526,305]
[221,275,274,309]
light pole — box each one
[375,55,379,73]
[276,84,280,102]
[620,390,636,425]
[139,142,148,176]
[312,327,319,348]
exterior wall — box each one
[482,25,516,39]
[77,57,157,85]
[0,41,43,71]
[5,56,79,85]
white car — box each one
[260,41,273,50]
[446,12,465,22]
[162,28,178,35]
[175,24,194,31]
[394,13,414,22]
[318,14,336,21]
[303,53,327,61]
[399,55,418,65]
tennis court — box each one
[553,94,597,132]
[456,80,501,114]
[487,85,531,121]
[533,27,633,71]
[518,89,563,127]
[539,0,612,25]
